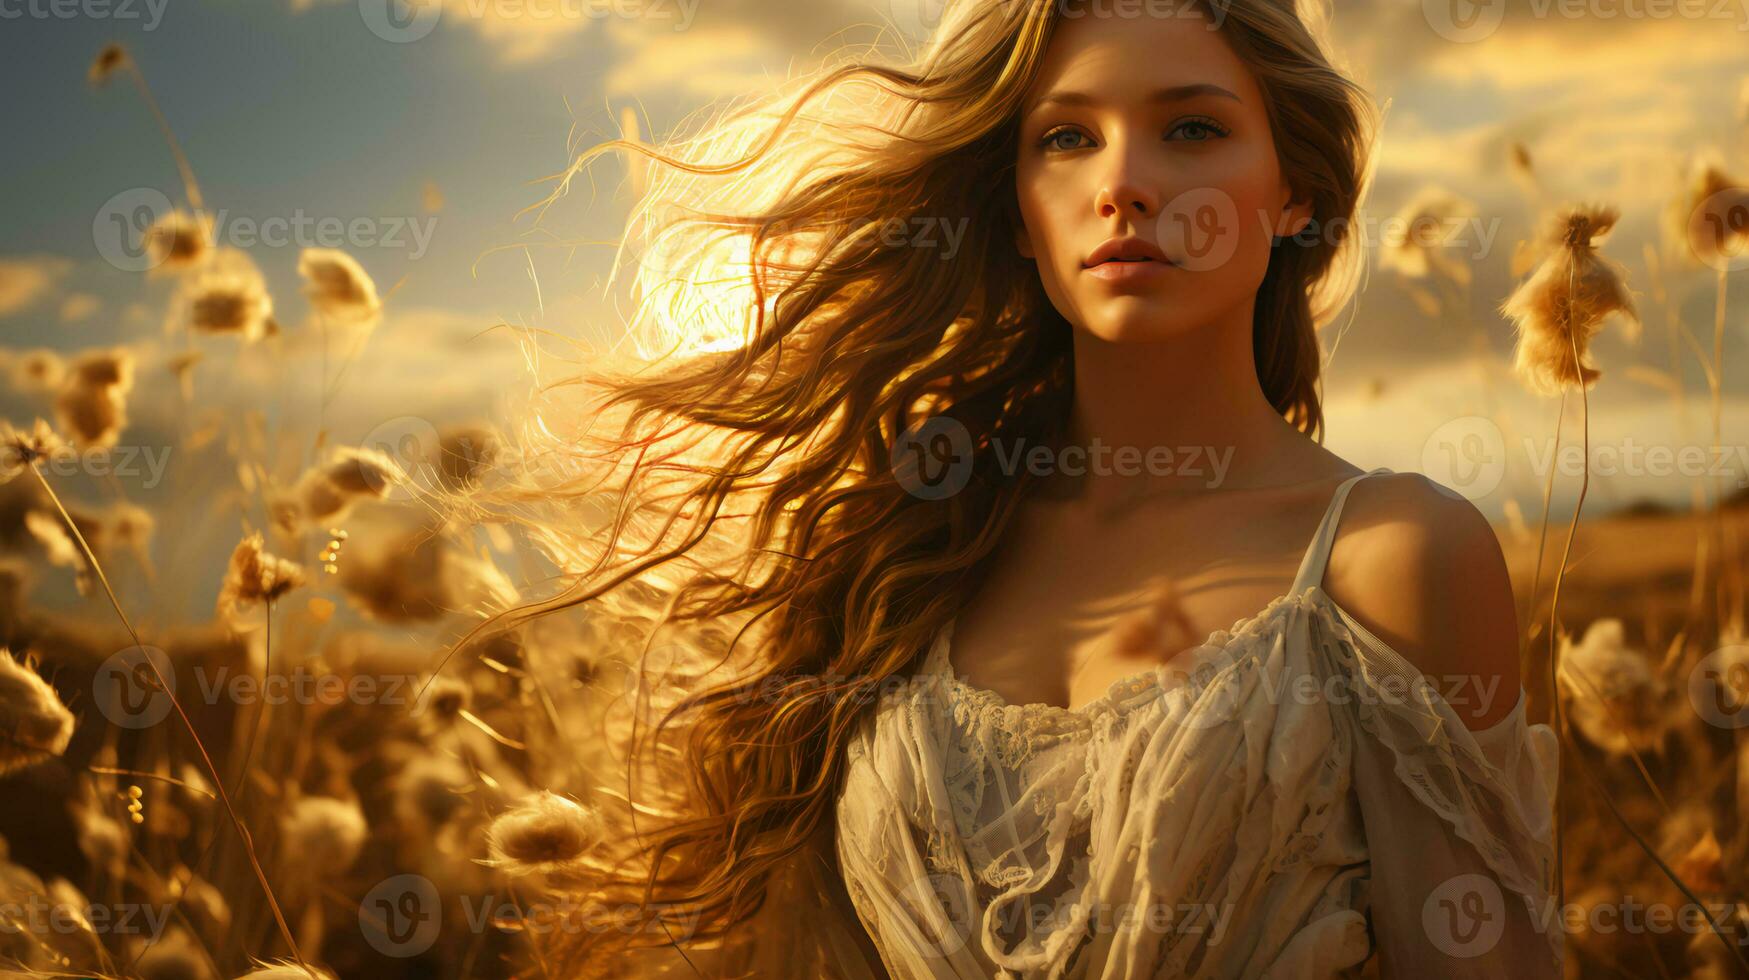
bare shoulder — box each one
[1322,471,1523,731]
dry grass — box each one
[0,37,1746,980]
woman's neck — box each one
[1042,307,1333,514]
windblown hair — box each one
[470,0,1379,974]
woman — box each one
[501,0,1561,976]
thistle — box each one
[1500,203,1638,395]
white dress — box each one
[833,467,1562,979]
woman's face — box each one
[1013,10,1312,343]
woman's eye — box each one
[1170,118,1231,142]
[1039,127,1092,152]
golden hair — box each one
[471,0,1379,974]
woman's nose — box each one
[1094,147,1160,219]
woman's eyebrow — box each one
[1026,83,1242,115]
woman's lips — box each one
[1084,258,1175,283]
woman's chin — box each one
[1075,306,1190,343]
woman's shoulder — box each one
[1322,470,1524,732]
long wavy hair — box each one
[468,0,1380,974]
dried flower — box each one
[0,419,67,484]
[485,791,600,877]
[136,927,210,980]
[298,248,382,325]
[437,425,499,489]
[54,348,135,448]
[74,805,129,878]
[340,525,518,623]
[143,210,214,273]
[191,276,274,339]
[279,796,368,877]
[217,532,305,622]
[88,43,129,87]
[392,753,473,833]
[1500,204,1638,396]
[0,650,75,777]
[10,348,65,392]
[277,448,404,533]
[411,675,472,728]
[1380,186,1476,286]
[1556,618,1672,758]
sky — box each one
[2,0,1749,532]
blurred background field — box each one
[1,0,1748,977]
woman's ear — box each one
[1275,185,1315,240]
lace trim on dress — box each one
[923,584,1561,970]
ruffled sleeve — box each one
[1322,602,1563,978]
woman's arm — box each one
[802,814,894,980]
[1330,475,1563,977]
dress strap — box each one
[1289,466,1394,597]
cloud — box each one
[295,0,602,64]
[59,294,101,324]
[602,20,782,99]
[0,256,72,319]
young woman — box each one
[507,1,1562,976]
